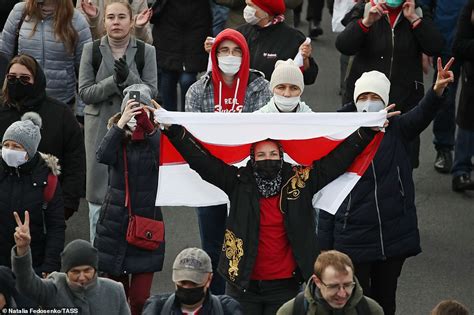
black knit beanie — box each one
[0,266,17,299]
[61,240,98,272]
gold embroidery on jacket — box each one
[287,166,311,200]
[222,229,244,281]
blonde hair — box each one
[104,0,133,20]
[25,0,78,55]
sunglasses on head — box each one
[6,74,32,85]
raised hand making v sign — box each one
[13,211,31,257]
[433,57,455,96]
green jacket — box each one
[277,277,384,315]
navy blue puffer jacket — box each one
[94,114,165,276]
[318,88,445,263]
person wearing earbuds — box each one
[0,113,65,281]
[94,84,164,315]
[185,28,271,295]
[256,59,313,113]
[318,59,455,315]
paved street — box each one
[66,11,473,314]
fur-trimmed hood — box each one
[39,152,61,176]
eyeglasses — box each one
[217,47,243,57]
[320,280,356,294]
[6,74,32,85]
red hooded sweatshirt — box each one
[211,29,250,112]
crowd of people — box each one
[0,0,471,314]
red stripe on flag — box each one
[160,131,384,175]
[160,134,251,165]
[280,138,344,166]
[347,132,384,175]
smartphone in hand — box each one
[129,91,140,108]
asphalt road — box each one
[65,10,473,314]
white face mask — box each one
[355,100,385,113]
[127,117,137,130]
[217,56,242,75]
[273,95,300,112]
[2,148,28,168]
[243,5,263,25]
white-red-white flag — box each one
[155,111,385,215]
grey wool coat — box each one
[0,2,92,103]
[12,247,131,315]
[78,35,157,204]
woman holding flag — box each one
[160,110,396,314]
[318,58,455,315]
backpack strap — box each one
[135,39,145,77]
[355,296,370,315]
[161,294,175,314]
[42,173,58,210]
[13,10,27,56]
[210,295,224,315]
[92,38,102,77]
[292,291,306,315]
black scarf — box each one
[250,140,284,198]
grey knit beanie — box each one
[61,239,98,272]
[2,112,42,159]
[270,59,304,93]
[121,84,153,112]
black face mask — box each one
[254,159,281,180]
[175,285,206,306]
[7,80,35,102]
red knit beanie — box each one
[252,0,286,16]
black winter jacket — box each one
[452,4,474,130]
[150,0,212,72]
[237,22,319,84]
[318,88,446,263]
[142,292,242,315]
[164,125,376,290]
[94,115,165,276]
[0,61,85,213]
[0,153,65,274]
[337,2,444,113]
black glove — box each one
[114,55,129,84]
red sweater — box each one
[250,195,297,280]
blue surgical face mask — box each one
[385,0,404,8]
[356,99,385,113]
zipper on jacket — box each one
[397,166,405,197]
[41,20,45,69]
[371,162,386,259]
[342,194,351,230]
[388,28,395,79]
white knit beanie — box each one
[270,59,304,93]
[353,71,391,105]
